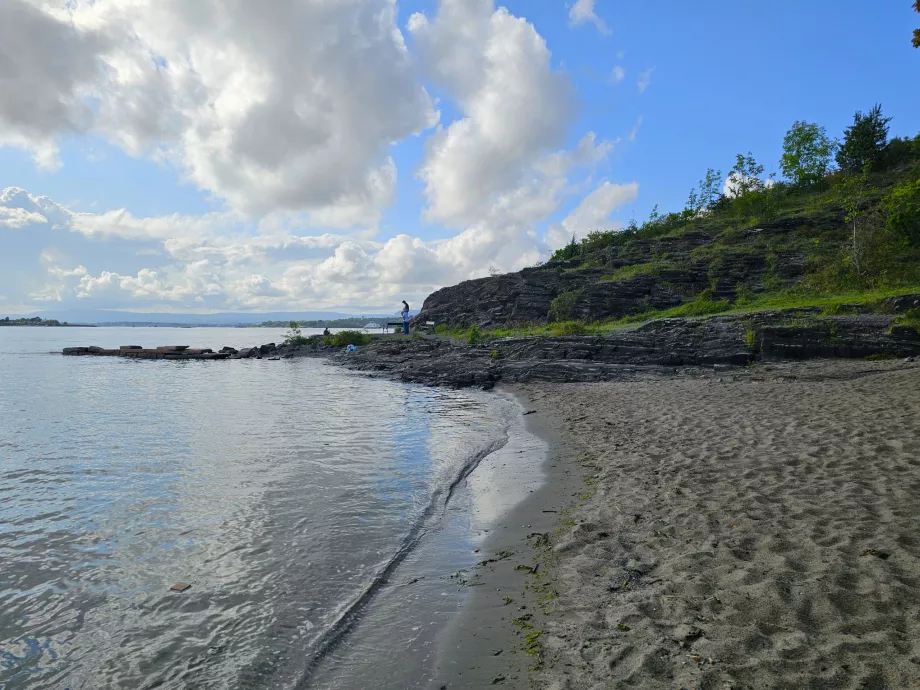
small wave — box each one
[294,423,511,688]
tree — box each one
[726,152,765,197]
[836,104,891,173]
[684,187,700,216]
[550,234,581,262]
[781,120,836,186]
[698,168,723,208]
[835,165,873,275]
[913,0,920,48]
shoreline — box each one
[428,385,585,689]
[430,357,920,689]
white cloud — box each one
[1,1,641,314]
[411,0,575,226]
[1,0,437,220]
[568,0,611,35]
[629,115,643,141]
[610,65,626,84]
[638,67,655,94]
[546,181,639,249]
[0,206,47,229]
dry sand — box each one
[516,360,920,689]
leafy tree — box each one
[836,104,891,173]
[913,0,920,48]
[834,165,873,275]
[727,152,765,197]
[684,187,700,216]
[781,120,836,186]
[698,168,722,208]
[581,229,618,253]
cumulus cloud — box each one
[0,0,109,169]
[568,0,611,35]
[546,181,639,249]
[1,0,437,219]
[411,0,575,226]
[0,206,47,229]
[2,1,641,313]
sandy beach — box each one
[435,359,920,689]
[509,359,920,689]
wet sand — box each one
[434,359,920,689]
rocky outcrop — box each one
[338,311,920,388]
[413,215,851,329]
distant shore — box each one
[471,360,920,689]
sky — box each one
[1,0,918,315]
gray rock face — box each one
[412,213,867,329]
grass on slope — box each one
[434,284,920,343]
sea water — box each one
[0,327,542,689]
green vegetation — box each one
[781,120,836,186]
[745,328,757,350]
[601,262,657,282]
[837,104,891,173]
[323,330,372,347]
[0,316,68,326]
[548,290,579,322]
[499,105,919,341]
[895,307,920,332]
[913,0,919,48]
[259,317,383,328]
[283,321,311,347]
[550,320,587,336]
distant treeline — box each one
[257,317,391,328]
[1,316,68,326]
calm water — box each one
[0,328,539,689]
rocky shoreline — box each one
[63,304,920,388]
[324,309,919,388]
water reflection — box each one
[0,328,513,689]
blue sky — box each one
[1,0,918,314]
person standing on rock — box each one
[401,301,410,335]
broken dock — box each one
[62,345,231,360]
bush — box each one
[550,321,587,336]
[676,289,732,317]
[468,324,483,345]
[323,330,372,347]
[883,177,920,246]
[548,290,580,322]
[550,235,581,262]
[284,321,311,347]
